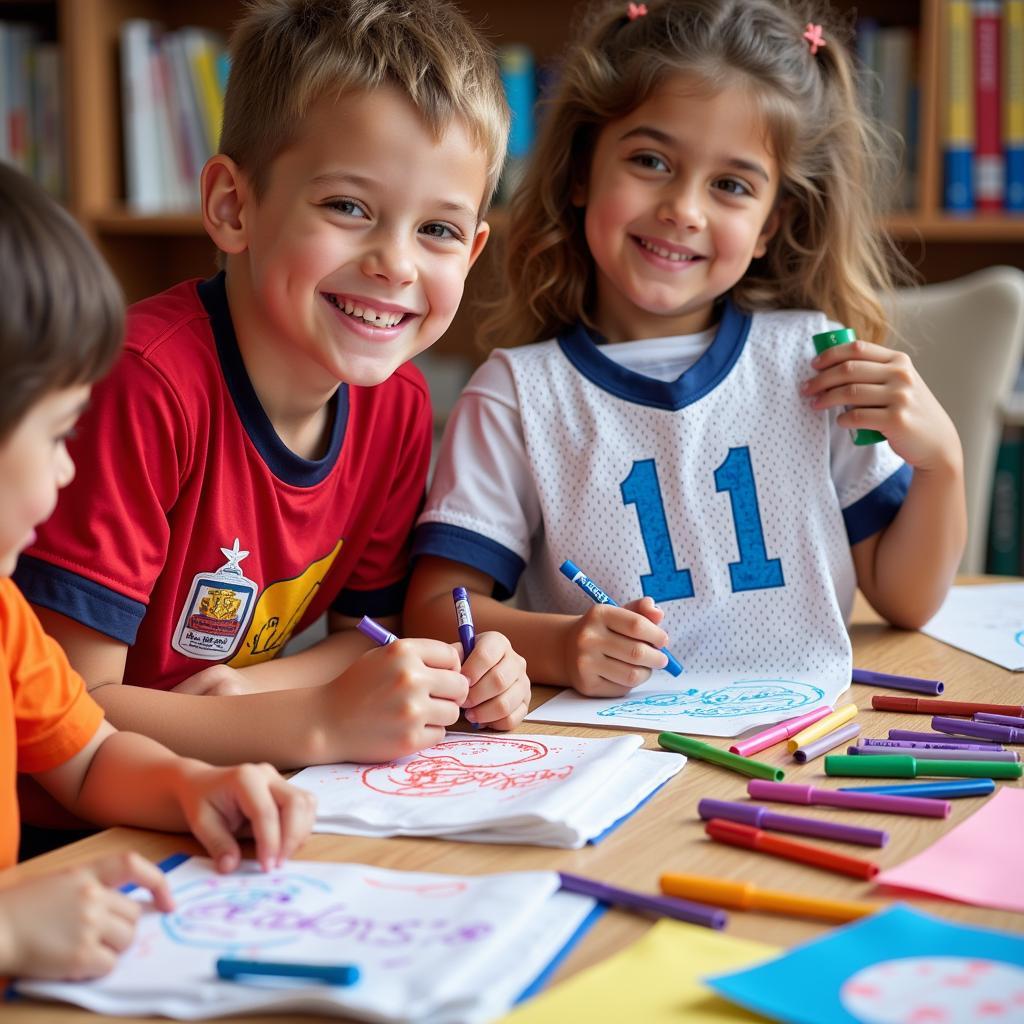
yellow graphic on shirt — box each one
[229,539,343,666]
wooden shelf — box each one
[90,210,206,236]
[885,214,1024,242]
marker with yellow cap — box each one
[786,703,858,753]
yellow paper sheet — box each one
[501,920,777,1023]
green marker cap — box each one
[812,328,858,352]
[658,732,784,781]
[810,327,886,446]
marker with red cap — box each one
[704,819,880,879]
[872,695,1024,717]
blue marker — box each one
[216,957,360,986]
[452,587,476,656]
[837,779,996,799]
[559,560,683,675]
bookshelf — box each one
[7,0,1024,360]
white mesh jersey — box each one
[415,301,910,689]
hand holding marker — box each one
[559,560,683,675]
[452,587,481,730]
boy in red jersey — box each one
[0,163,314,982]
[15,0,529,776]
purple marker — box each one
[848,745,1019,763]
[792,722,861,763]
[851,668,943,696]
[558,872,725,930]
[697,798,887,847]
[975,713,1024,729]
[747,780,951,819]
[452,587,476,656]
[889,729,1001,747]
[932,716,1024,744]
[357,615,399,647]
[862,737,1005,753]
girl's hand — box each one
[173,762,316,874]
[0,852,174,980]
[460,632,530,730]
[803,339,960,471]
[564,596,670,697]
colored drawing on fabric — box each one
[596,679,824,720]
[360,736,574,797]
[161,870,492,952]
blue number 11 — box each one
[621,446,784,602]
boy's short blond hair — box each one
[221,0,509,210]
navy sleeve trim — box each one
[412,523,525,601]
[12,555,146,644]
[333,577,410,619]
[843,463,913,545]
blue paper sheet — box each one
[707,905,1024,1024]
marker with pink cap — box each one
[747,780,951,819]
[729,706,833,757]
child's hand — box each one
[803,340,960,471]
[172,664,249,696]
[325,639,469,762]
[564,597,670,697]
[460,632,530,730]
[0,851,174,980]
[173,762,316,873]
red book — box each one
[974,0,1004,210]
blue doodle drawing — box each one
[1015,630,1024,649]
[162,871,330,950]
[596,679,825,719]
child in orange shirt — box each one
[0,164,315,982]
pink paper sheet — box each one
[875,786,1024,912]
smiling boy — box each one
[14,0,527,780]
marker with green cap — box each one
[824,754,1022,780]
[658,732,785,781]
[812,328,885,446]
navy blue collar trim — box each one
[197,273,348,487]
[555,298,752,411]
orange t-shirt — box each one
[0,578,104,869]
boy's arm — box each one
[170,613,390,695]
[851,452,966,629]
[35,607,467,768]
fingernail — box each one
[218,854,234,873]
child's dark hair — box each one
[485,0,912,348]
[0,164,123,440]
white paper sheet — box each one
[525,673,836,737]
[17,859,597,1023]
[921,583,1024,670]
[291,733,685,847]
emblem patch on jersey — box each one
[229,539,344,667]
[172,538,259,661]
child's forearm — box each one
[856,454,966,628]
[88,682,341,769]
[224,625,377,691]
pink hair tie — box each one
[803,23,826,56]
[627,3,648,20]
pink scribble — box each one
[906,1007,948,1023]
[363,878,469,897]
[361,737,574,797]
[976,1001,1008,1016]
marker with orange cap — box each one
[704,818,880,879]
[659,872,883,923]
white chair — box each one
[885,265,1024,574]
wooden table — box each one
[7,589,1023,1021]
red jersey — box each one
[16,275,432,690]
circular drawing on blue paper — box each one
[840,956,1024,1023]
[162,871,330,950]
[596,680,824,719]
